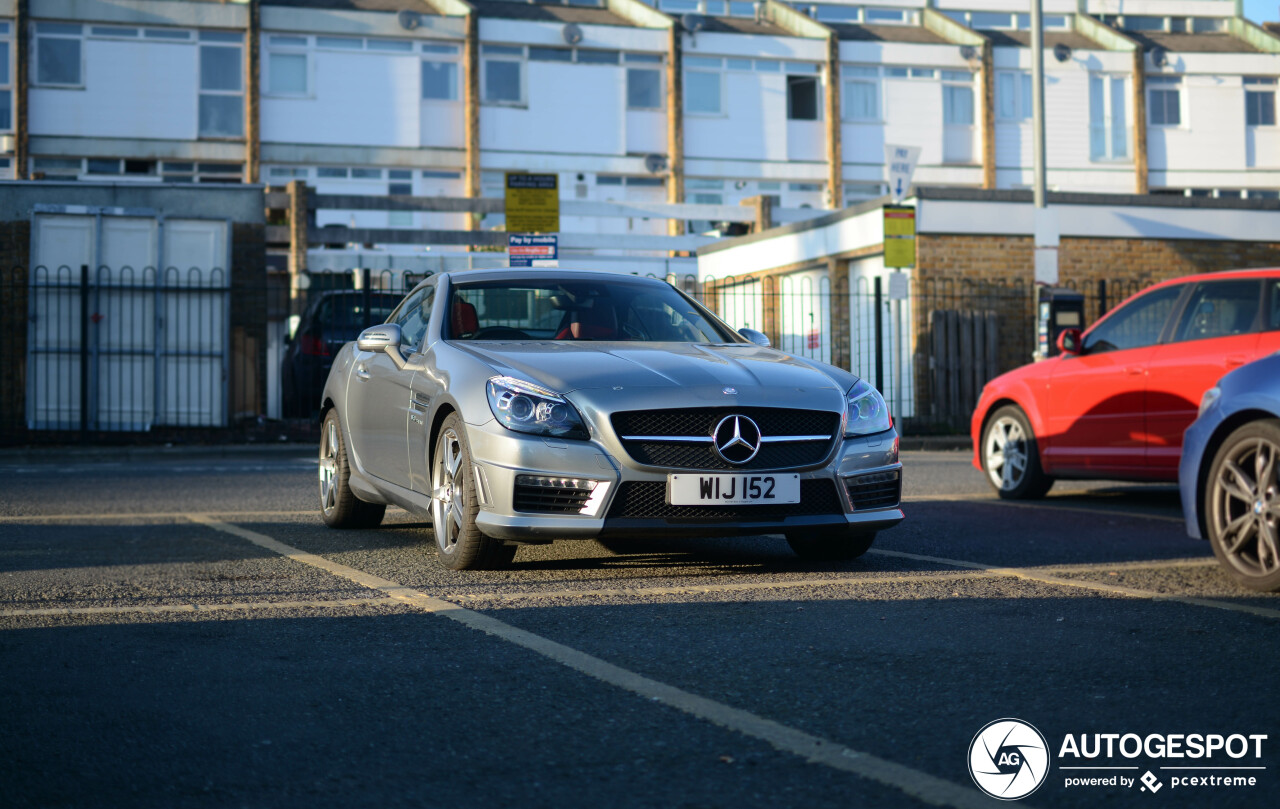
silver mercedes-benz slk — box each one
[318,269,903,570]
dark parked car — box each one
[282,291,400,418]
[1180,352,1280,592]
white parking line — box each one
[0,596,400,619]
[187,514,1013,809]
[869,549,1280,620]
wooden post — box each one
[824,34,843,209]
[245,0,261,184]
[828,258,849,370]
[761,274,780,347]
[980,41,996,190]
[665,25,684,237]
[14,0,29,179]
[463,12,482,231]
[738,195,773,233]
[1131,50,1149,194]
[287,181,309,276]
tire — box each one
[980,405,1054,500]
[786,529,876,561]
[431,413,517,571]
[1203,419,1280,592]
[319,410,386,529]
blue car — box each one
[1180,352,1280,592]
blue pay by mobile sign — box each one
[509,234,559,267]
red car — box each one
[971,269,1280,498]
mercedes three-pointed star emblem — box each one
[712,415,762,464]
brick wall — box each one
[909,233,1280,429]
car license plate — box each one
[668,473,800,506]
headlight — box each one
[486,376,588,440]
[1198,386,1221,418]
[845,379,892,437]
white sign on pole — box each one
[885,145,921,203]
[888,271,909,301]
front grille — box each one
[611,408,840,471]
[513,479,595,515]
[845,470,901,511]
[606,479,843,520]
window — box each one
[1090,75,1129,161]
[160,161,243,183]
[393,286,434,354]
[389,181,413,227]
[267,36,308,96]
[685,57,722,115]
[1246,78,1277,127]
[1083,285,1183,353]
[482,45,523,105]
[842,66,879,122]
[35,22,82,86]
[626,53,663,110]
[816,5,861,23]
[787,75,820,120]
[199,32,244,138]
[422,60,458,101]
[529,46,572,63]
[943,74,975,126]
[1172,281,1262,342]
[997,72,1033,121]
[1147,75,1182,126]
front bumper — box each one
[465,418,904,542]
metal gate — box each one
[27,211,231,432]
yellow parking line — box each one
[0,510,315,524]
[869,549,1280,620]
[0,596,400,619]
[188,514,1016,809]
[449,571,992,605]
[907,494,1185,523]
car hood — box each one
[453,341,849,411]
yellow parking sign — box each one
[505,173,560,234]
[884,205,915,268]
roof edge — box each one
[1073,13,1139,52]
[697,195,890,257]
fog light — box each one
[515,475,599,491]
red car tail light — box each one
[299,334,330,357]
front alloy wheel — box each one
[1206,420,1280,592]
[430,413,516,571]
[981,405,1053,500]
[318,410,385,529]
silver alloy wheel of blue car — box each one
[1209,429,1280,586]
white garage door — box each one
[28,210,229,431]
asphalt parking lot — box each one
[1,447,1276,808]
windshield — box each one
[447,278,736,343]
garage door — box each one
[27,210,230,431]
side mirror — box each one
[357,324,401,353]
[1057,328,1082,356]
[739,328,770,347]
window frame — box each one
[786,73,822,121]
[264,35,310,98]
[625,58,664,111]
[684,57,725,117]
[1245,78,1277,128]
[198,32,245,140]
[481,45,526,107]
[841,65,881,123]
[1147,75,1184,127]
[33,22,85,89]
[1089,73,1130,162]
[996,70,1033,122]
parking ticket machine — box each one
[1035,286,1085,360]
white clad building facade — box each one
[1,0,1279,249]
